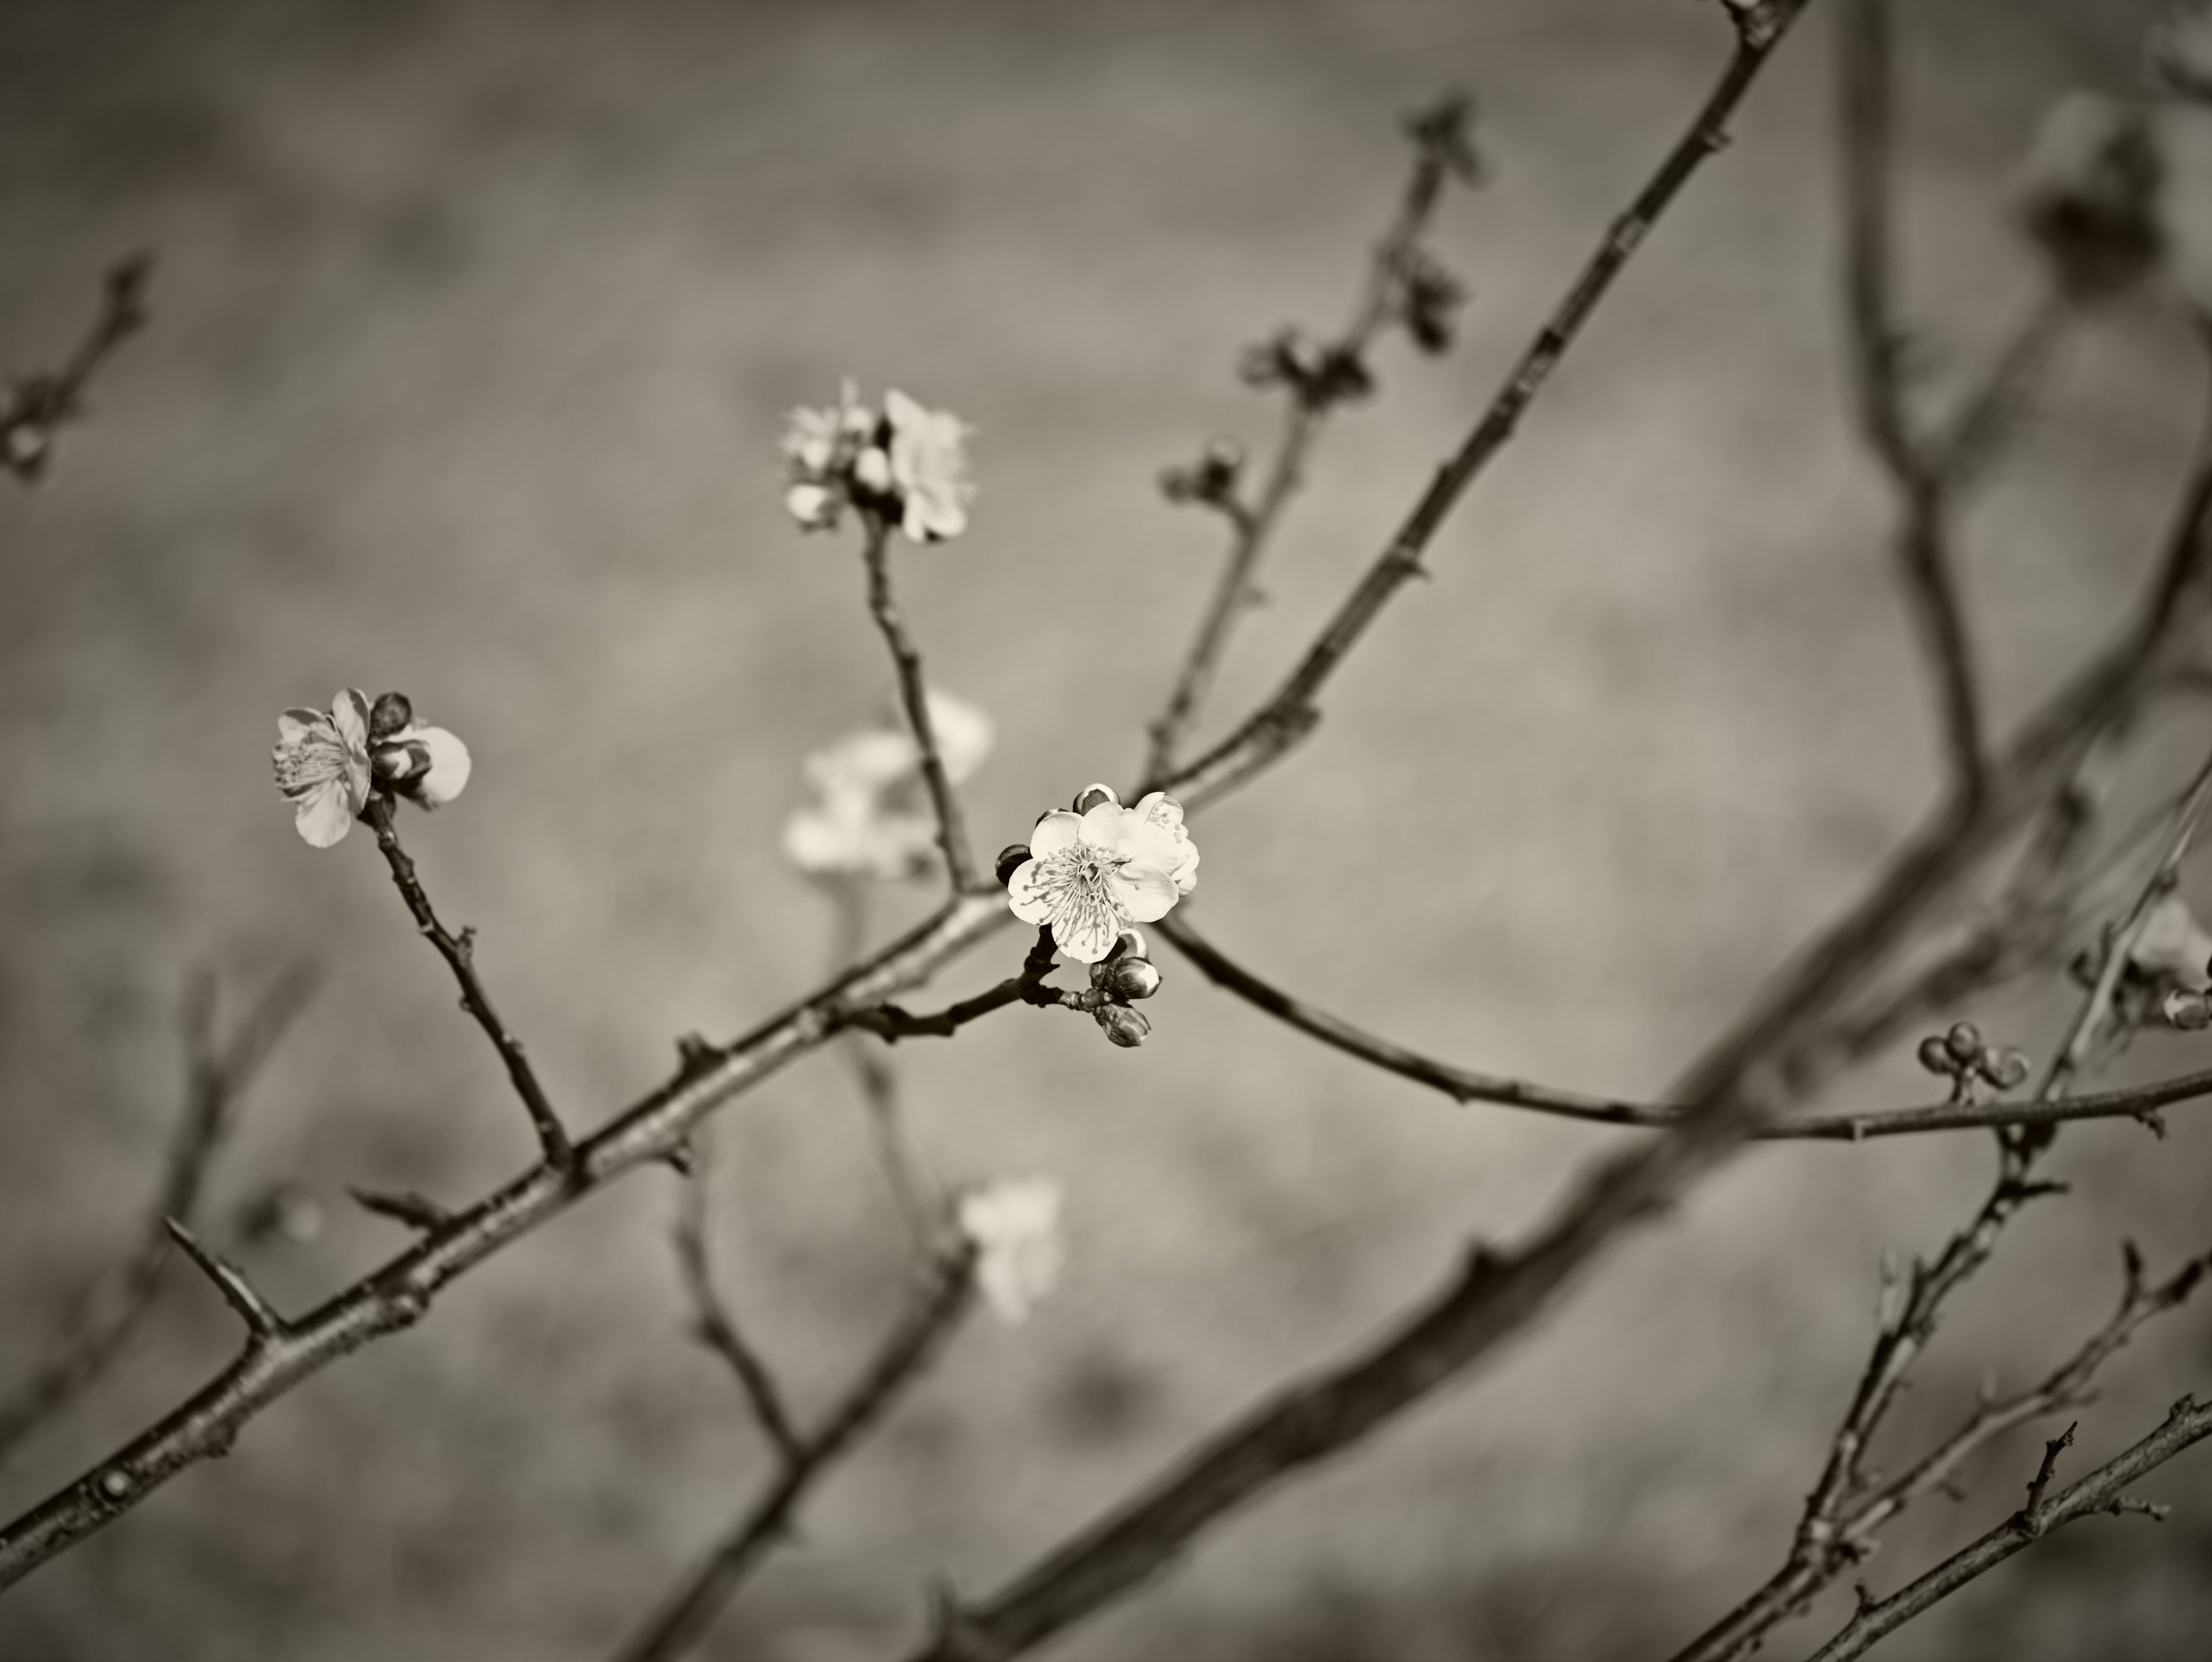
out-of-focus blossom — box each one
[779,383,974,543]
[2152,3,2212,105]
[2012,91,2164,300]
[2128,894,2212,993]
[272,690,374,848]
[957,1176,1065,1326]
[1006,785,1199,963]
[783,689,994,883]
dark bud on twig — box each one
[349,1186,452,1232]
[1398,248,1469,356]
[1094,1004,1152,1048]
[1071,783,1118,815]
[1159,437,1247,510]
[368,691,414,743]
[1944,1021,1982,1065]
[1238,328,1375,410]
[1402,90,1485,187]
[994,843,1032,888]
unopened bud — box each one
[2164,989,2212,1031]
[1976,1047,2030,1091]
[1944,1021,1982,1066]
[995,844,1032,888]
[1111,928,1148,963]
[1916,1035,1955,1076]
[1071,783,1119,814]
[1094,1004,1151,1048]
[1092,955,1162,1001]
[369,691,414,742]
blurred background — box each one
[3,0,2211,1657]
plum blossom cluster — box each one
[783,690,993,883]
[781,383,974,543]
[957,1175,1065,1326]
[270,689,471,848]
[1002,784,1199,966]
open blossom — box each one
[957,1176,1065,1327]
[272,690,374,849]
[2128,894,2212,993]
[1006,784,1199,963]
[783,690,994,883]
[270,688,472,849]
[779,383,974,543]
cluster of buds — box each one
[1087,930,1161,1048]
[1238,327,1375,411]
[1158,437,1247,514]
[2012,92,2165,302]
[1916,1021,2030,1104]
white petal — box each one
[410,726,472,807]
[1111,865,1180,925]
[293,781,355,848]
[1005,860,1055,923]
[1028,811,1085,860]
[331,690,370,751]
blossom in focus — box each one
[1006,784,1199,963]
[2127,894,2212,993]
[783,689,994,883]
[778,383,974,544]
[272,690,374,848]
[957,1176,1065,1327]
[271,689,473,849]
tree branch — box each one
[615,1244,977,1662]
[672,1143,802,1465]
[2,253,153,485]
[1803,1396,2212,1662]
[362,796,575,1169]
[861,515,982,894]
[0,967,315,1466]
[161,1220,286,1343]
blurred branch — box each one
[0,966,314,1467]
[363,797,575,1170]
[1804,1395,2212,1662]
[671,1142,801,1465]
[615,1243,976,1662]
[830,884,942,1254]
[1142,92,1479,782]
[2,253,152,486]
[1157,910,2212,1141]
[861,516,983,894]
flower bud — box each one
[1071,782,1119,814]
[1975,1047,2030,1091]
[1092,955,1162,1001]
[1944,1021,1982,1066]
[369,691,414,742]
[1112,928,1148,963]
[854,445,893,495]
[2164,989,2212,1031]
[1094,1004,1151,1048]
[995,843,1032,888]
[1916,1035,1955,1076]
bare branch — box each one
[671,1143,802,1466]
[1157,911,2212,1141]
[1804,1397,2212,1662]
[859,515,983,894]
[615,1244,976,1662]
[161,1220,286,1343]
[362,795,575,1169]
[1142,92,1476,781]
[2,253,153,485]
[0,967,315,1466]
[347,1188,453,1233]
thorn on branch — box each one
[348,1187,453,1233]
[2017,1422,2077,1530]
[163,1218,285,1342]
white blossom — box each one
[957,1176,1065,1326]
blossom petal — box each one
[1005,860,1055,924]
[408,726,472,808]
[1052,900,1119,964]
[278,709,324,745]
[1077,799,1124,849]
[293,780,356,848]
[1109,864,1180,924]
[331,690,370,751]
[1028,811,1085,860]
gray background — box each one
[2,1,2208,1658]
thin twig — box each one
[0,967,315,1466]
[860,516,982,893]
[1803,1396,2212,1662]
[1142,99,1468,781]
[672,1141,802,1464]
[1156,2,1816,808]
[614,1244,977,1662]
[161,1220,286,1343]
[1157,911,2212,1141]
[830,883,941,1252]
[2,253,153,485]
[362,796,574,1170]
